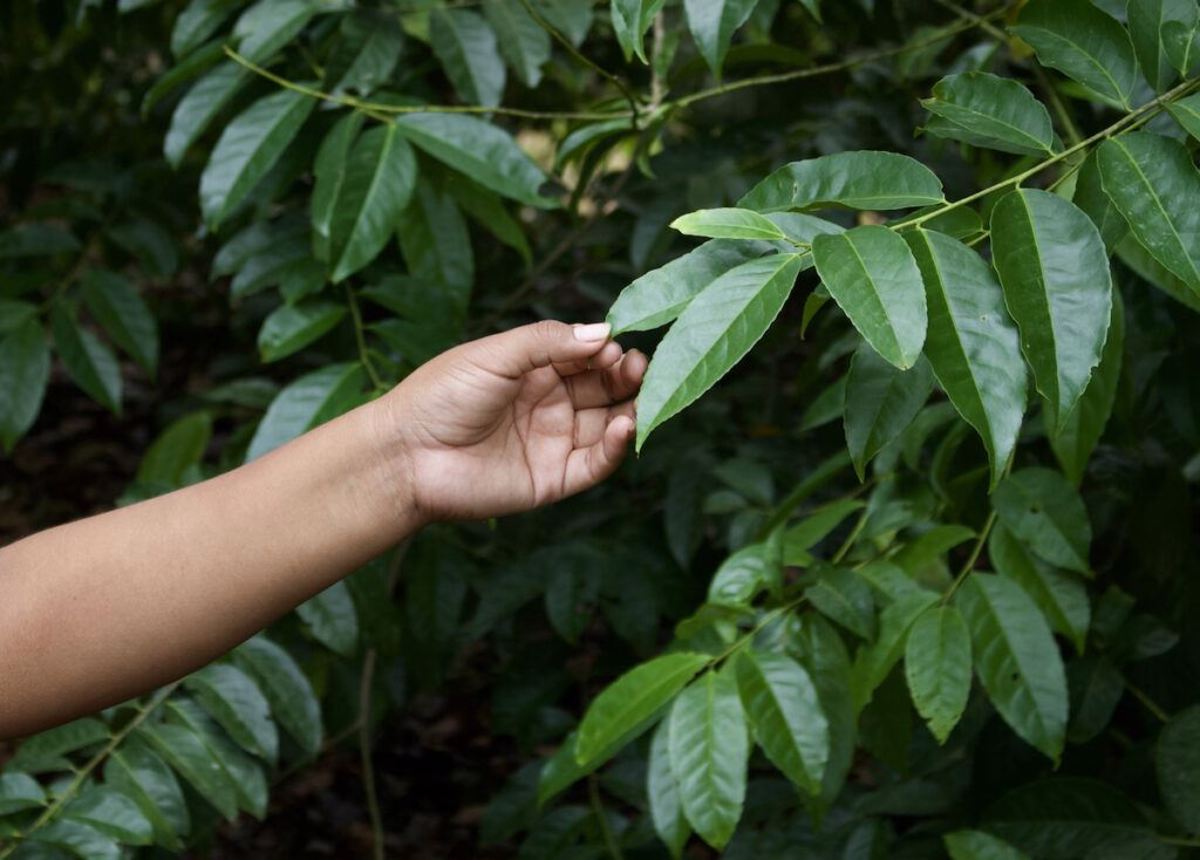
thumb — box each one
[478,320,612,377]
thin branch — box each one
[346,284,387,392]
[1125,679,1171,723]
[932,0,1009,43]
[589,774,625,860]
[941,511,996,604]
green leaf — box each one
[429,8,505,107]
[852,590,938,712]
[327,123,417,282]
[792,614,857,810]
[904,605,972,744]
[137,411,212,486]
[612,0,666,62]
[257,301,345,364]
[989,189,1113,432]
[397,178,475,304]
[575,652,710,767]
[944,830,1030,860]
[671,207,789,241]
[311,112,364,264]
[233,0,317,64]
[739,151,944,214]
[0,223,80,258]
[484,0,551,88]
[647,719,690,859]
[1097,132,1200,292]
[138,722,239,821]
[843,344,934,479]
[10,717,109,771]
[0,320,51,452]
[1163,9,1200,75]
[607,240,766,334]
[296,580,359,657]
[1117,233,1200,312]
[992,468,1092,574]
[184,663,279,763]
[683,0,759,77]
[668,669,748,850]
[234,635,323,757]
[171,0,241,58]
[164,697,268,818]
[199,88,315,229]
[985,778,1151,856]
[324,10,405,96]
[0,299,38,334]
[813,225,928,370]
[906,229,1026,489]
[989,524,1089,655]
[28,820,121,860]
[1049,293,1123,485]
[1167,91,1200,141]
[782,499,864,565]
[394,113,556,208]
[1158,704,1200,833]
[245,362,367,462]
[956,573,1068,763]
[50,305,122,414]
[534,0,593,46]
[1127,0,1195,92]
[64,786,154,845]
[921,72,1058,156]
[636,253,804,450]
[1067,656,1124,743]
[1011,0,1137,110]
[736,650,828,796]
[805,567,876,639]
[0,772,46,815]
[164,62,250,168]
[79,270,158,375]
[445,174,532,265]
[104,738,190,851]
[1073,149,1128,251]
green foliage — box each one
[4,0,1200,856]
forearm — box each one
[0,399,419,738]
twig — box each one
[346,284,387,393]
[589,774,625,860]
[941,511,996,604]
[1125,679,1170,723]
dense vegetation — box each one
[2,0,1200,856]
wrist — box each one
[363,389,431,536]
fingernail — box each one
[573,322,611,342]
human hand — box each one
[376,321,646,524]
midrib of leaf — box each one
[447,14,488,101]
[1011,192,1063,409]
[978,586,1057,741]
[340,127,396,266]
[843,234,905,364]
[933,101,1054,153]
[1018,26,1130,110]
[747,660,816,789]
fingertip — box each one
[593,340,623,369]
[623,349,648,384]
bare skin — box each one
[0,320,645,739]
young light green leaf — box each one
[989,524,1089,654]
[137,411,212,486]
[956,573,1068,763]
[990,189,1113,432]
[51,305,122,414]
[1157,705,1200,833]
[1167,92,1200,141]
[636,253,804,450]
[668,670,748,850]
[575,652,709,767]
[297,580,359,657]
[1011,0,1137,110]
[184,663,279,763]
[805,567,876,639]
[0,320,50,452]
[944,830,1030,860]
[843,345,934,480]
[394,113,556,208]
[1073,149,1128,251]
[922,72,1058,156]
[64,787,154,845]
[739,151,945,213]
[245,363,367,461]
[257,301,345,363]
[429,8,505,108]
[138,722,239,821]
[683,0,759,77]
[164,63,250,168]
[671,208,789,241]
[647,719,690,859]
[81,270,158,376]
[105,738,190,851]
[813,225,928,370]
[311,112,364,264]
[484,0,551,88]
[234,635,323,757]
[612,0,666,63]
[992,467,1092,574]
[736,650,829,796]
[1049,293,1123,485]
[1097,132,1200,292]
[607,240,766,334]
[852,590,938,712]
[905,605,972,744]
[1127,0,1195,92]
[906,229,1026,489]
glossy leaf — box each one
[813,225,928,370]
[1073,149,1128,251]
[668,670,748,850]
[138,722,239,821]
[1163,10,1200,75]
[1127,0,1195,92]
[612,0,666,62]
[922,72,1057,156]
[0,772,45,816]
[164,62,249,168]
[956,573,1068,763]
[1011,0,1137,110]
[311,112,362,265]
[171,0,240,58]
[165,697,268,818]
[736,650,829,796]
[28,820,121,860]
[783,499,864,566]
[739,151,944,213]
[232,0,317,65]
[51,305,122,414]
[906,229,1026,489]
[990,189,1113,431]
[484,0,551,88]
[992,467,1092,574]
[534,0,593,46]
[792,614,857,810]
[647,719,690,859]
[905,605,972,744]
[199,88,315,229]
[843,344,934,479]
[325,10,404,96]
[607,240,765,334]
[64,786,154,845]
[1167,91,1200,141]
[397,178,475,304]
[683,0,759,77]
[1097,132,1200,292]
[989,524,1089,654]
[234,635,323,757]
[184,663,279,763]
[671,207,788,241]
[394,113,556,208]
[944,830,1030,860]
[296,580,359,657]
[245,362,367,462]
[575,652,709,767]
[137,411,212,486]
[81,270,158,375]
[852,590,938,712]
[805,567,876,639]
[636,253,804,450]
[1158,705,1200,833]
[10,717,109,771]
[708,540,780,607]
[0,320,51,452]
[104,738,190,850]
[257,301,346,363]
[429,8,505,108]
